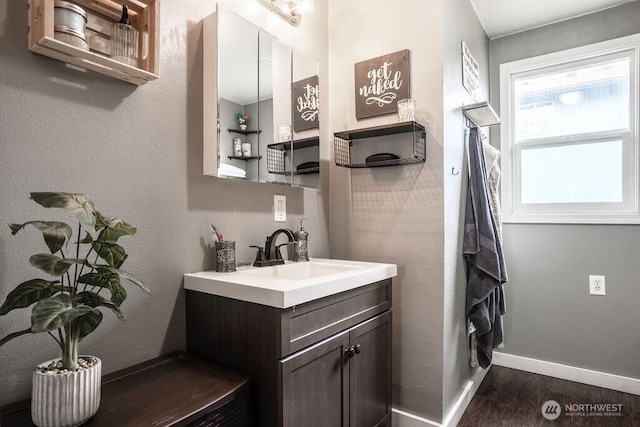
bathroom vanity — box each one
[184,259,397,426]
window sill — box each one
[503,213,640,225]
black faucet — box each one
[265,229,296,261]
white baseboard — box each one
[392,408,441,427]
[493,352,640,396]
[392,353,640,426]
[392,367,489,427]
[442,367,489,426]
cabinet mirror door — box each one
[203,6,321,189]
[291,51,320,189]
[215,6,259,180]
[261,29,293,185]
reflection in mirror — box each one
[258,29,272,183]
[292,50,320,188]
[203,6,319,188]
[217,7,259,180]
[260,29,293,185]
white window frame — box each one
[500,34,640,224]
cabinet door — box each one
[280,330,350,427]
[349,311,392,427]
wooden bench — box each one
[0,351,250,427]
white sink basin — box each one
[184,258,397,308]
[238,261,363,280]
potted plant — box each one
[237,112,248,130]
[0,192,149,427]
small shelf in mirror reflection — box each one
[267,136,320,176]
[294,167,319,175]
[268,136,319,151]
[266,180,293,186]
[227,156,262,161]
[269,168,319,176]
[227,129,262,135]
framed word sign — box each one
[462,41,479,100]
[293,75,319,131]
[354,49,410,120]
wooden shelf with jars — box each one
[28,0,159,85]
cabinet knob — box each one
[345,346,355,359]
[345,345,362,359]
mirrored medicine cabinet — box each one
[203,6,320,189]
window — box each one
[500,34,640,224]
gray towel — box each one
[463,127,507,368]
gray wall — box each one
[328,1,492,422]
[328,0,447,422]
[489,2,640,378]
[442,0,489,416]
[0,0,329,406]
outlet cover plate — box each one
[274,195,286,222]
[589,275,606,296]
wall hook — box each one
[451,167,459,176]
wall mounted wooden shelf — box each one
[28,0,159,85]
[334,121,426,168]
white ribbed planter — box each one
[31,356,101,427]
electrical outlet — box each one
[274,195,286,222]
[589,275,606,296]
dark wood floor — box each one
[458,366,640,426]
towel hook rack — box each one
[462,101,501,128]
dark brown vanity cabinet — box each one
[281,311,392,427]
[185,279,392,426]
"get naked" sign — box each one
[354,49,411,120]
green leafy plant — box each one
[0,192,149,370]
[237,112,248,125]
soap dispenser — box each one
[293,217,309,262]
[111,5,139,67]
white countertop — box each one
[183,258,397,308]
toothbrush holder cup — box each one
[215,241,236,272]
[292,240,309,262]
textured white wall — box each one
[0,0,329,405]
[328,0,446,421]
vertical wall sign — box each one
[293,75,320,131]
[462,41,479,100]
[354,49,410,120]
